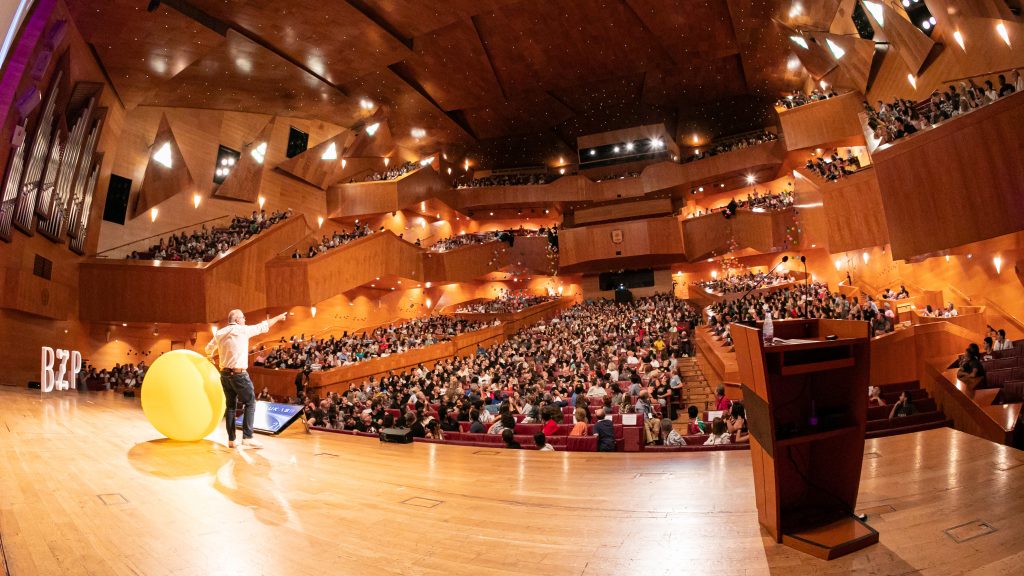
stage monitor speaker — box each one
[614,288,633,303]
[380,427,413,443]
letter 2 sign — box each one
[40,347,82,393]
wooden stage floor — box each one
[1,388,1023,576]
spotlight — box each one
[613,146,620,153]
[411,127,426,139]
[790,35,808,49]
[321,142,337,160]
[589,149,597,156]
[625,142,634,151]
[365,122,380,136]
[250,141,267,163]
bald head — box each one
[228,309,245,325]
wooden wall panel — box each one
[571,197,673,226]
[874,92,1024,260]
[326,167,455,219]
[776,92,867,150]
[682,208,794,262]
[558,216,684,271]
[817,167,890,253]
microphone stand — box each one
[802,255,809,319]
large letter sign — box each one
[41,346,82,392]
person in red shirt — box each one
[715,384,733,412]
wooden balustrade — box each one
[776,92,867,150]
[682,208,794,262]
[911,306,987,336]
[558,216,684,272]
[325,167,460,220]
[873,91,1024,260]
[79,215,311,323]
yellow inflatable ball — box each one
[141,350,225,441]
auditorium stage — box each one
[1,388,1022,575]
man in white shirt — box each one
[206,309,287,448]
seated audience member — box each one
[944,303,958,317]
[714,384,732,412]
[956,345,986,388]
[982,337,995,360]
[685,405,705,434]
[440,410,461,432]
[468,409,486,433]
[594,409,616,452]
[868,386,886,407]
[993,329,1014,351]
[895,285,910,299]
[502,428,521,449]
[257,387,272,401]
[425,419,443,440]
[727,403,749,443]
[661,418,685,446]
[704,417,731,445]
[534,432,554,451]
[489,413,515,436]
[888,391,917,420]
[405,412,426,438]
[570,408,589,436]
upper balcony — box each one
[792,166,889,254]
[776,92,867,150]
[79,214,311,324]
[872,90,1024,260]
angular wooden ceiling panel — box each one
[624,0,741,62]
[187,0,413,85]
[65,0,225,108]
[144,31,360,127]
[396,19,505,111]
[135,114,194,216]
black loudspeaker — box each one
[614,288,633,303]
[379,427,413,444]
[27,381,41,389]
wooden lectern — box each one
[731,319,878,560]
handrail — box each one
[947,285,973,305]
[94,213,236,257]
[942,66,1022,85]
[983,298,1024,335]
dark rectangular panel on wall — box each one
[102,174,131,225]
[598,269,654,291]
[286,126,308,158]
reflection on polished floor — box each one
[1,387,1023,575]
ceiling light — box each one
[193,194,201,208]
[996,22,1011,46]
[613,146,620,153]
[152,142,173,168]
[625,142,634,151]
[652,138,663,148]
[863,2,884,26]
[559,168,565,174]
[250,141,267,163]
[790,35,808,49]
[746,175,756,184]
[419,156,434,166]
[826,38,845,59]
[360,98,374,110]
[589,149,597,156]
[321,142,337,160]
[411,127,426,139]
[929,17,936,25]
[921,21,931,30]
[365,122,380,136]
